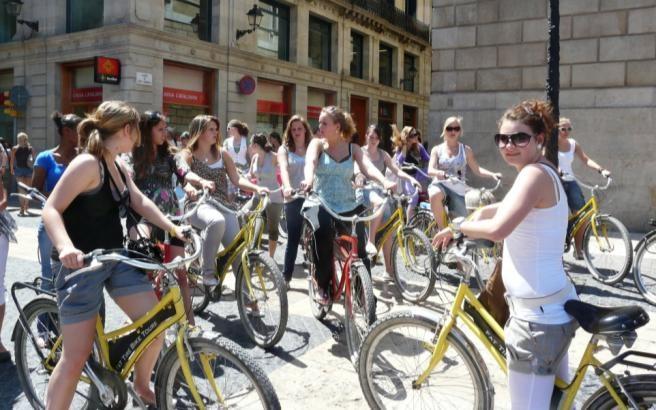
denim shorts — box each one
[53,258,153,325]
[505,316,578,375]
[427,181,467,218]
[562,180,586,213]
[14,166,32,178]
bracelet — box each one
[168,226,177,237]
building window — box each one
[67,0,103,33]
[258,0,290,61]
[403,53,417,92]
[405,0,417,18]
[308,16,332,71]
[164,0,212,41]
[350,31,364,79]
[0,7,16,43]
[379,43,394,87]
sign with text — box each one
[71,87,103,103]
[163,87,208,106]
[94,56,121,85]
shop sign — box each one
[163,87,208,106]
[257,100,289,115]
[94,57,121,85]
[307,105,322,119]
[71,87,103,103]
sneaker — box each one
[366,242,378,257]
[285,279,291,291]
[202,273,219,286]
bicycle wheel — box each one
[344,262,376,365]
[306,229,333,320]
[14,298,96,409]
[633,232,656,305]
[236,251,288,348]
[408,209,438,239]
[186,260,211,315]
[357,309,493,409]
[278,212,288,239]
[582,374,656,409]
[582,215,633,285]
[391,227,436,303]
[155,337,280,409]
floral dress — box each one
[0,211,17,243]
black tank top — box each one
[56,157,129,257]
[15,146,31,168]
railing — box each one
[349,0,430,42]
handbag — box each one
[477,258,509,326]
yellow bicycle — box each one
[358,239,655,409]
[185,190,288,348]
[12,231,280,409]
[565,175,632,284]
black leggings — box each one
[313,205,370,291]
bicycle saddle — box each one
[462,239,495,251]
[564,300,649,334]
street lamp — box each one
[236,4,264,40]
[545,0,560,166]
[400,64,418,89]
[190,13,199,34]
[4,0,39,32]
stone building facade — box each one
[431,0,656,230]
[0,0,431,154]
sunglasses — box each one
[560,127,572,132]
[494,132,533,148]
[446,126,461,132]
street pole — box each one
[546,0,560,167]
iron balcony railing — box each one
[349,0,430,42]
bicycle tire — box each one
[582,374,656,409]
[235,251,288,348]
[155,337,280,409]
[633,231,656,305]
[408,209,438,239]
[14,298,97,410]
[582,215,633,285]
[344,262,376,365]
[391,227,436,303]
[357,308,493,410]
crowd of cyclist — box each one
[0,97,614,409]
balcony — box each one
[349,0,430,42]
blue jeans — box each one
[283,198,304,281]
[562,180,586,213]
[38,220,53,290]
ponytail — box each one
[77,101,141,158]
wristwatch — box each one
[450,216,465,236]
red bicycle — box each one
[301,192,389,364]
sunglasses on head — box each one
[560,127,572,132]
[146,111,164,123]
[446,126,461,132]
[494,132,533,148]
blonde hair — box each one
[17,132,29,145]
[558,117,572,125]
[440,116,463,139]
[77,101,141,158]
[392,125,420,153]
[186,115,221,157]
[321,106,356,141]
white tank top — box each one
[502,163,574,324]
[224,137,248,169]
[558,138,576,181]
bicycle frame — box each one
[415,261,640,409]
[331,230,359,307]
[566,195,599,245]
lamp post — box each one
[400,64,418,90]
[236,4,264,40]
[545,0,560,167]
[4,0,39,32]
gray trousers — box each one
[188,203,240,276]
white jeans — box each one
[188,203,239,276]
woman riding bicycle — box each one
[279,115,312,288]
[357,124,420,276]
[428,116,502,230]
[126,110,212,325]
[557,117,611,259]
[247,133,283,258]
[300,106,395,305]
[392,126,429,218]
[433,100,578,410]
[177,115,267,286]
[42,101,188,408]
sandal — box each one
[202,273,219,286]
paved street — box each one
[1,207,655,409]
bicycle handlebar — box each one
[14,181,47,205]
[566,173,612,191]
[294,190,389,223]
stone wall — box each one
[431,0,656,231]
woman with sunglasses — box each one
[392,126,430,217]
[178,115,267,286]
[433,100,578,410]
[557,117,611,259]
[43,101,188,408]
[127,110,212,325]
[427,116,502,230]
[358,124,420,274]
[300,106,395,304]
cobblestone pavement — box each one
[1,208,655,409]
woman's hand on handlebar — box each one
[256,186,269,196]
[59,245,86,270]
[299,179,313,193]
[199,179,215,192]
[410,178,421,190]
[600,169,611,178]
[432,227,455,252]
[283,186,294,200]
[183,184,199,201]
[382,179,397,192]
[171,225,193,242]
[492,172,503,181]
[435,170,447,180]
